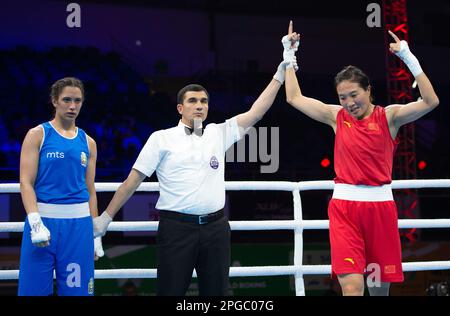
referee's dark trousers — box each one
[156,210,230,296]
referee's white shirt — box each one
[132,117,242,215]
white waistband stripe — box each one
[37,202,90,218]
[332,184,393,202]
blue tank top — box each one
[35,122,90,204]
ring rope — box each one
[1,179,449,295]
[1,261,450,280]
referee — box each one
[94,51,297,295]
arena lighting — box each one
[320,158,331,168]
[418,160,427,170]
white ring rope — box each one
[3,219,450,233]
[2,261,450,280]
[1,179,450,295]
[1,179,449,193]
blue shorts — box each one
[18,216,94,296]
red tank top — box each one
[334,106,399,185]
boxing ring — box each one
[1,179,450,296]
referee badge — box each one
[210,156,219,169]
[80,152,87,167]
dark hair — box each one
[177,84,209,104]
[50,77,84,102]
[334,65,373,102]
[334,65,371,89]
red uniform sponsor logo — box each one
[344,258,355,265]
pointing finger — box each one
[388,30,400,43]
[288,20,293,35]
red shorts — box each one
[328,198,404,282]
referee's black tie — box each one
[185,126,204,136]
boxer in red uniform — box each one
[284,25,439,295]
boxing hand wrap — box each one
[395,40,423,77]
[273,57,298,84]
[281,35,299,70]
[27,212,51,245]
[93,211,112,238]
[94,237,104,258]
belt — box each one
[332,183,393,202]
[159,209,224,225]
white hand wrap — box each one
[273,57,298,84]
[94,237,104,258]
[281,35,299,51]
[281,35,299,70]
[395,40,423,77]
[93,212,112,238]
[27,212,50,245]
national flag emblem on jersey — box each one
[384,265,396,274]
[368,122,379,131]
[80,152,87,167]
[88,277,94,294]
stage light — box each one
[321,158,331,168]
[418,160,427,170]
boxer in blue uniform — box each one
[18,77,103,296]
